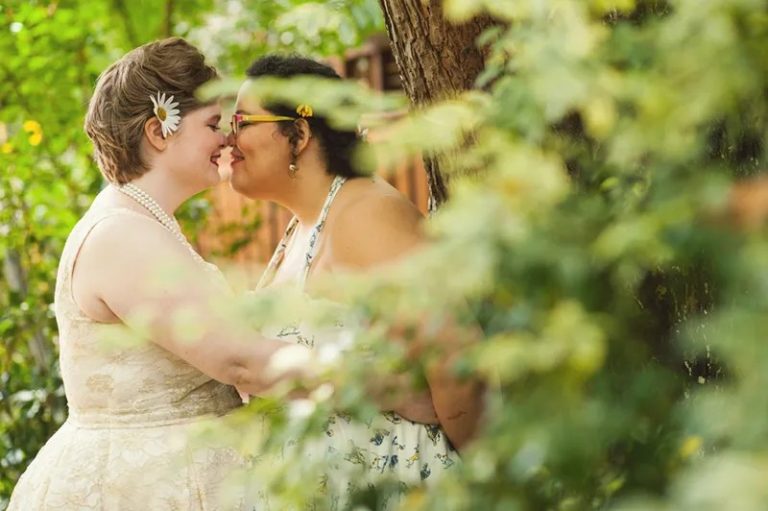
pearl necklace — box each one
[116,183,205,264]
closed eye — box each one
[207,114,222,132]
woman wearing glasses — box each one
[228,55,483,501]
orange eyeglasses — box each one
[230,113,296,136]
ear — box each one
[294,118,312,155]
[143,117,167,152]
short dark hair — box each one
[245,54,364,179]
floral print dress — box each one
[256,176,457,504]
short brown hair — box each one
[84,37,218,184]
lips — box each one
[230,150,245,166]
[210,152,221,165]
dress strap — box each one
[300,175,346,286]
[255,216,299,289]
[257,175,347,289]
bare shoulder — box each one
[85,210,189,263]
[327,177,425,269]
[75,210,200,294]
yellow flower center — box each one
[157,108,167,121]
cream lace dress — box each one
[256,177,458,504]
[8,207,245,510]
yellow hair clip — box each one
[296,104,313,118]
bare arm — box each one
[422,319,484,450]
[330,190,484,448]
[73,214,306,396]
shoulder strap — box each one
[255,216,299,289]
[257,176,347,290]
[299,176,346,286]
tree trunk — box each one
[163,0,175,37]
[3,250,52,370]
[379,0,493,212]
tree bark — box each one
[3,250,52,370]
[163,0,175,37]
[379,0,494,212]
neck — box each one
[122,170,190,215]
[273,163,336,225]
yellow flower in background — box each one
[679,435,703,459]
[23,119,43,146]
[28,133,43,146]
[1,142,13,154]
[23,120,41,132]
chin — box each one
[186,174,219,197]
[206,167,223,186]
[230,180,256,199]
[229,170,244,193]
[227,171,252,197]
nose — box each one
[225,130,237,147]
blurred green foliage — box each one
[3,0,768,509]
[213,0,768,509]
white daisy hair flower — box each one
[149,92,181,138]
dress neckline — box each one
[257,175,347,290]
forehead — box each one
[186,102,221,120]
[235,80,269,114]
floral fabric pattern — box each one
[257,176,458,504]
